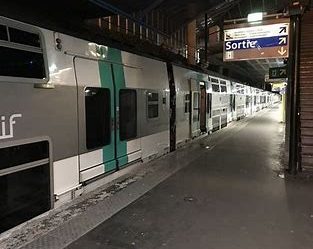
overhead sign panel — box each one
[223,21,290,61]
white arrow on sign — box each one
[280,69,287,76]
[278,47,287,56]
[279,37,287,45]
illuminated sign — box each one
[269,66,287,79]
[223,21,290,61]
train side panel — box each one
[121,52,170,161]
[172,66,209,147]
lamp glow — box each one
[247,12,263,22]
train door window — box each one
[246,96,250,107]
[220,85,227,92]
[212,84,220,92]
[185,93,190,113]
[9,27,41,47]
[254,96,257,105]
[193,92,200,121]
[230,94,235,111]
[207,93,212,117]
[85,87,111,149]
[0,25,46,79]
[120,89,137,141]
[210,78,220,92]
[0,25,8,41]
[147,92,159,119]
[220,80,227,92]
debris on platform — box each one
[278,172,285,179]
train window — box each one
[148,92,158,101]
[230,94,235,111]
[246,96,250,107]
[207,93,212,117]
[0,163,50,234]
[212,84,220,92]
[193,92,200,121]
[220,85,227,92]
[147,92,159,119]
[0,25,8,41]
[120,89,137,141]
[0,141,49,170]
[185,94,190,113]
[8,27,41,48]
[0,25,46,80]
[0,46,45,79]
[220,80,227,92]
[85,87,111,149]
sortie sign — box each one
[223,21,290,61]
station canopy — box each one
[0,0,296,86]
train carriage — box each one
[172,65,208,147]
[0,16,280,233]
[209,76,232,131]
[232,82,247,120]
[245,85,253,117]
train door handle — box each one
[111,118,115,130]
[116,118,120,130]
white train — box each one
[0,16,280,233]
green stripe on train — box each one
[98,48,128,171]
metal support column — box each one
[204,13,208,63]
[288,4,302,174]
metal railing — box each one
[91,15,205,65]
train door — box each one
[112,63,141,168]
[245,95,250,116]
[167,63,176,152]
[117,87,140,168]
[190,79,200,138]
[230,94,235,120]
[207,92,212,132]
[74,57,117,182]
[74,57,140,182]
[200,83,207,132]
[253,95,257,113]
[211,79,221,132]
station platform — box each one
[2,105,313,249]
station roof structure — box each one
[0,0,305,86]
[0,0,291,29]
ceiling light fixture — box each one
[247,12,263,22]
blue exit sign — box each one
[225,36,288,51]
